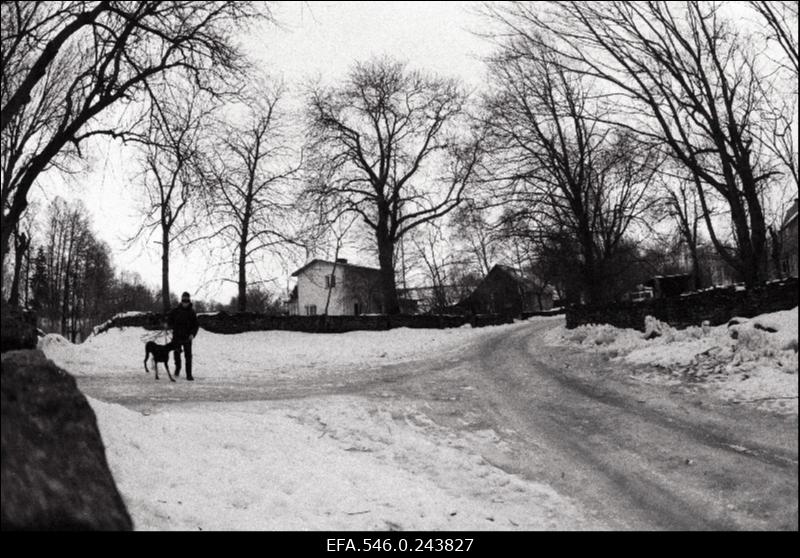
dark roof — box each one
[490,264,553,293]
[291,258,381,277]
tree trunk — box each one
[8,231,28,307]
[0,202,24,277]
[377,233,400,315]
[161,229,170,316]
[768,226,783,280]
[689,244,703,291]
[579,225,601,305]
[61,263,69,336]
[237,239,247,313]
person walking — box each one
[167,291,199,381]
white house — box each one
[289,259,384,316]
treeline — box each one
[5,197,284,341]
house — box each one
[455,264,554,317]
[780,199,798,278]
[289,258,384,316]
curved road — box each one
[78,320,798,530]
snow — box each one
[39,319,595,531]
[547,308,799,414]
[88,395,591,531]
[44,324,514,380]
[90,311,149,336]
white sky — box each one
[31,1,493,304]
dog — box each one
[144,340,178,382]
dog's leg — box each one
[144,354,150,374]
[164,360,175,383]
[154,362,159,380]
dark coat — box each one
[168,303,199,343]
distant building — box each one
[455,264,554,317]
[780,199,798,278]
[289,259,384,316]
[698,244,741,287]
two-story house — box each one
[289,259,384,316]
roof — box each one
[491,264,553,292]
[465,264,554,296]
[291,258,381,277]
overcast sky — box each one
[32,1,494,304]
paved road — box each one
[383,321,798,530]
[78,320,798,530]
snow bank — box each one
[91,311,149,336]
[547,308,798,413]
[43,323,518,380]
[89,396,592,531]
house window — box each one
[325,274,336,289]
[305,305,317,316]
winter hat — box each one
[181,292,191,302]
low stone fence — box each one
[566,277,799,331]
[92,311,517,336]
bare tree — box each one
[450,201,500,277]
[482,41,659,303]
[305,57,482,314]
[486,1,783,287]
[201,83,301,312]
[0,1,266,270]
[749,0,799,77]
[7,222,31,306]
[134,83,215,314]
[658,176,706,290]
[409,223,460,312]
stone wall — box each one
[1,350,133,530]
[91,311,520,336]
[566,278,799,331]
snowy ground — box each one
[42,323,497,381]
[88,395,589,530]
[545,308,799,414]
[40,321,596,531]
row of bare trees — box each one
[1,0,268,301]
[3,1,797,317]
[481,1,797,295]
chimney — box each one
[335,258,348,264]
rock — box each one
[1,350,132,530]
[1,303,38,353]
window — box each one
[305,305,317,316]
[325,274,336,289]
[354,302,361,315]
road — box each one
[77,319,799,530]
